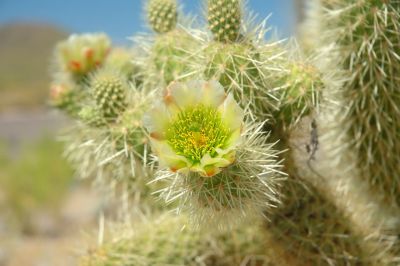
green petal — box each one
[143,103,171,140]
[151,139,191,172]
[218,94,244,131]
[197,80,227,108]
[223,128,242,149]
[190,153,232,177]
[168,80,227,110]
[201,153,231,168]
[168,81,203,110]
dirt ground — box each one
[0,186,102,266]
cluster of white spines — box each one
[92,69,127,121]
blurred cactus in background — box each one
[49,0,400,265]
[318,0,400,209]
[91,68,128,121]
[208,0,242,42]
[54,33,110,82]
[147,0,178,34]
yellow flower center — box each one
[166,104,230,163]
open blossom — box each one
[49,84,70,105]
[144,80,244,177]
[56,33,111,76]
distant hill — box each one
[0,22,68,111]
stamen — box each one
[166,104,230,163]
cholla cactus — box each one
[314,1,400,207]
[150,29,199,85]
[104,48,140,83]
[147,0,178,34]
[63,87,158,211]
[207,0,242,42]
[144,80,283,228]
[48,0,400,264]
[49,81,81,117]
[265,179,371,265]
[275,61,323,128]
[78,106,106,127]
[145,80,243,177]
[91,68,128,121]
[138,0,200,86]
[80,213,271,266]
[203,43,278,120]
[54,33,111,81]
[199,0,284,121]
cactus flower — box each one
[56,33,111,77]
[144,80,244,177]
[49,84,70,105]
[49,81,80,117]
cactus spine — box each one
[141,0,200,86]
[147,0,178,34]
[275,61,323,128]
[91,69,127,121]
[208,0,242,42]
[80,214,271,266]
[202,0,280,120]
[320,0,400,208]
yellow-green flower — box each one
[144,80,244,177]
[56,33,111,77]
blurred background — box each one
[0,0,301,265]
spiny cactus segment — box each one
[78,106,106,127]
[150,29,198,85]
[80,214,270,266]
[104,48,138,81]
[204,43,277,120]
[276,62,323,128]
[147,0,178,34]
[91,69,128,121]
[208,0,242,42]
[318,0,400,207]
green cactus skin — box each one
[104,48,141,84]
[204,42,277,120]
[207,0,242,43]
[109,106,147,154]
[265,179,371,266]
[147,0,178,34]
[204,1,281,121]
[142,28,200,86]
[63,84,159,213]
[79,214,271,266]
[78,106,106,128]
[320,1,400,208]
[153,30,194,85]
[262,126,386,266]
[275,62,323,129]
[91,69,128,121]
[63,123,157,213]
[291,114,400,265]
[49,82,83,118]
